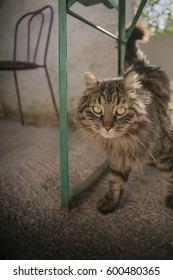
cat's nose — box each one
[103,120,113,132]
[103,120,113,131]
[104,125,112,132]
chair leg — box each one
[13,71,25,125]
[44,66,59,122]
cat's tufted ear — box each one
[84,72,100,89]
[122,70,141,92]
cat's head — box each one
[75,71,150,141]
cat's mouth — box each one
[99,128,122,139]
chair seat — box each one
[0,60,42,70]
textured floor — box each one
[0,119,173,260]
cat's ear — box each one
[122,70,141,92]
[84,72,100,89]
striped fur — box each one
[75,25,173,214]
[125,22,150,68]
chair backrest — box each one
[13,5,53,66]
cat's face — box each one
[76,71,150,140]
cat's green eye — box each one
[93,106,102,114]
[116,106,126,116]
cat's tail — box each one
[125,22,150,68]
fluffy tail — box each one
[125,23,150,68]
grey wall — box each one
[140,32,173,81]
[0,0,58,123]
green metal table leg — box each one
[70,160,109,204]
[58,0,69,210]
[118,0,126,75]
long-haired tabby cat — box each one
[75,24,173,214]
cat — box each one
[75,24,173,214]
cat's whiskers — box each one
[146,117,154,124]
[122,135,144,174]
[71,129,83,141]
[129,134,156,162]
[80,131,94,141]
[73,127,94,142]
[129,132,155,146]
[71,128,87,141]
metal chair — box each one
[0,5,59,125]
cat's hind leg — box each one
[97,165,131,214]
[161,171,173,208]
[157,158,173,208]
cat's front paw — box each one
[166,195,173,208]
[97,197,119,214]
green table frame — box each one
[58,0,147,210]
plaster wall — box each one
[140,32,173,81]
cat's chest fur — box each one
[100,137,154,170]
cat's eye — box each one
[116,106,126,116]
[93,106,102,114]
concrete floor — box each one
[0,119,173,260]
